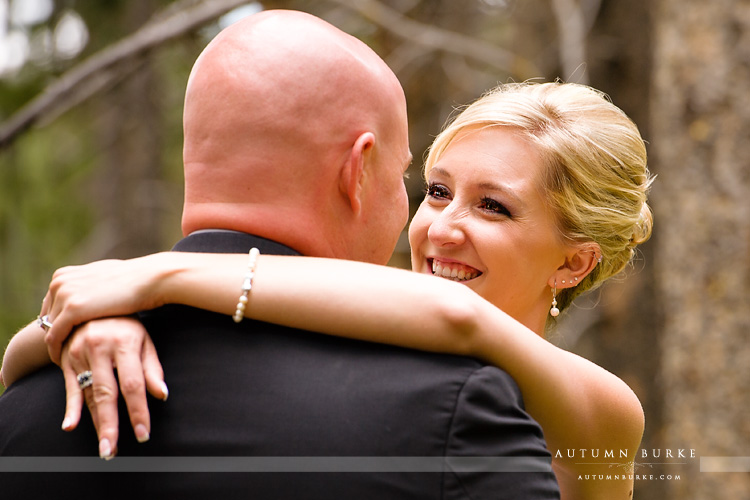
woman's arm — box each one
[42,251,643,495]
[165,252,645,490]
[1,321,51,387]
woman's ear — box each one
[549,243,601,289]
[339,132,375,215]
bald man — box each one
[0,11,559,500]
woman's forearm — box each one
[44,252,472,363]
[159,252,480,355]
[1,321,51,387]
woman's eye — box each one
[426,183,451,199]
[480,197,511,217]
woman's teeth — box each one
[431,260,480,282]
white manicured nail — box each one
[135,424,150,443]
[99,438,113,460]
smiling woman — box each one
[409,126,568,334]
[423,83,653,323]
[4,81,653,500]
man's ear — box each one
[339,132,375,215]
[548,243,601,289]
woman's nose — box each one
[427,203,467,247]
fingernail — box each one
[99,438,113,460]
[135,424,150,443]
[160,381,169,401]
[61,417,73,431]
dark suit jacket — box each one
[0,230,559,500]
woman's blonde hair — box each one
[424,82,654,313]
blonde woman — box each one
[3,82,653,500]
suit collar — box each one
[173,230,302,256]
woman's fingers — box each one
[39,292,50,317]
[60,347,84,432]
[44,319,69,366]
[63,319,124,460]
[39,290,66,366]
[85,340,121,460]
[61,332,116,459]
[113,338,151,444]
[142,334,168,401]
[43,294,76,366]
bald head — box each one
[181,10,409,262]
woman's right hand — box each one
[42,254,171,364]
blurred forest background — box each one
[1,0,749,498]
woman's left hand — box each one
[60,316,168,459]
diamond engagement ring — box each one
[37,314,53,332]
[77,370,93,390]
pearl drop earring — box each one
[550,282,560,317]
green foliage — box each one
[0,0,199,395]
[0,110,97,352]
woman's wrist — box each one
[146,252,240,314]
[142,252,188,310]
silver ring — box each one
[37,315,53,332]
[76,370,93,390]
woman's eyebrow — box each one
[477,181,522,204]
[430,166,451,178]
[431,167,522,205]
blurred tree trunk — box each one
[651,0,750,498]
[581,1,666,499]
[90,0,166,259]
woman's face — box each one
[409,126,570,331]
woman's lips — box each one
[429,258,482,282]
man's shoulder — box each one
[0,365,97,456]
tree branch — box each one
[329,0,540,78]
[1,0,541,149]
[0,0,250,149]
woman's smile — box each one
[429,257,482,282]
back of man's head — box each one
[181,10,410,264]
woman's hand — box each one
[41,255,171,364]
[60,316,168,459]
